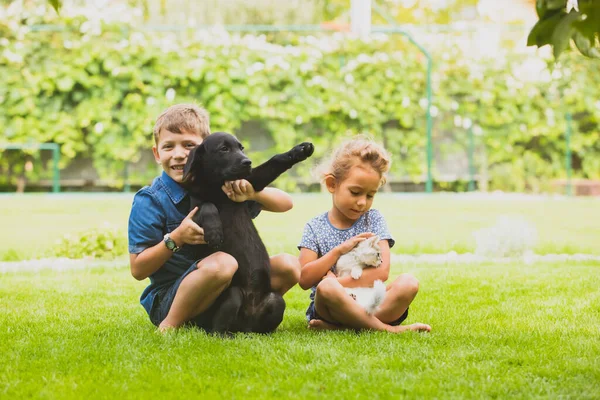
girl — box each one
[298,137,431,333]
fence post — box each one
[565,113,572,196]
[468,125,475,192]
[371,1,434,193]
[51,144,60,193]
[124,162,131,193]
[351,0,371,38]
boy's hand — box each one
[222,180,256,202]
[335,232,375,255]
[171,207,206,246]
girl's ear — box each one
[324,175,337,193]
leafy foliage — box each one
[528,0,600,59]
[1,5,599,192]
[50,224,126,259]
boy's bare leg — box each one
[159,252,238,331]
[269,253,301,295]
[312,278,431,333]
[375,273,420,324]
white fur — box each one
[345,280,387,315]
[336,235,386,314]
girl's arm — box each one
[299,247,341,290]
[299,232,376,290]
[336,239,391,288]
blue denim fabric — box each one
[128,171,261,318]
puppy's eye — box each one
[220,146,229,152]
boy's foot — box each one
[157,322,177,334]
[388,322,431,333]
[308,319,343,331]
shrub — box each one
[50,225,126,259]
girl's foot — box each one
[388,322,431,333]
[308,319,343,330]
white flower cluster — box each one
[474,215,538,257]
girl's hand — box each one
[222,180,256,202]
[335,232,375,255]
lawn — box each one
[1,193,599,260]
[1,194,599,398]
[2,261,599,398]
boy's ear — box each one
[324,175,336,193]
[182,143,205,184]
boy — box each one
[128,104,300,332]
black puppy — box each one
[181,132,314,334]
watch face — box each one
[164,234,177,251]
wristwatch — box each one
[163,233,180,253]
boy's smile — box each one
[153,129,203,183]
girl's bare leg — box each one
[159,252,238,331]
[312,278,417,333]
[375,273,420,323]
[374,273,431,332]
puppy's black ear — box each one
[182,143,205,185]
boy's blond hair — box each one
[318,135,391,186]
[153,104,211,143]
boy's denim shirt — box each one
[128,171,261,316]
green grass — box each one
[1,193,600,260]
[1,194,600,397]
[2,261,599,398]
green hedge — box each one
[1,9,599,192]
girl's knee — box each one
[392,273,420,296]
[199,252,238,282]
[316,278,342,300]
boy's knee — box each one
[273,253,300,281]
[199,252,238,283]
[394,273,420,295]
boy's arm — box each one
[130,242,178,281]
[223,180,292,212]
[252,187,292,212]
[130,207,205,281]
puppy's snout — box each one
[242,159,252,167]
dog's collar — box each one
[159,171,187,204]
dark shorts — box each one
[306,301,409,327]
[149,262,214,330]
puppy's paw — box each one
[204,229,224,250]
[287,142,314,163]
